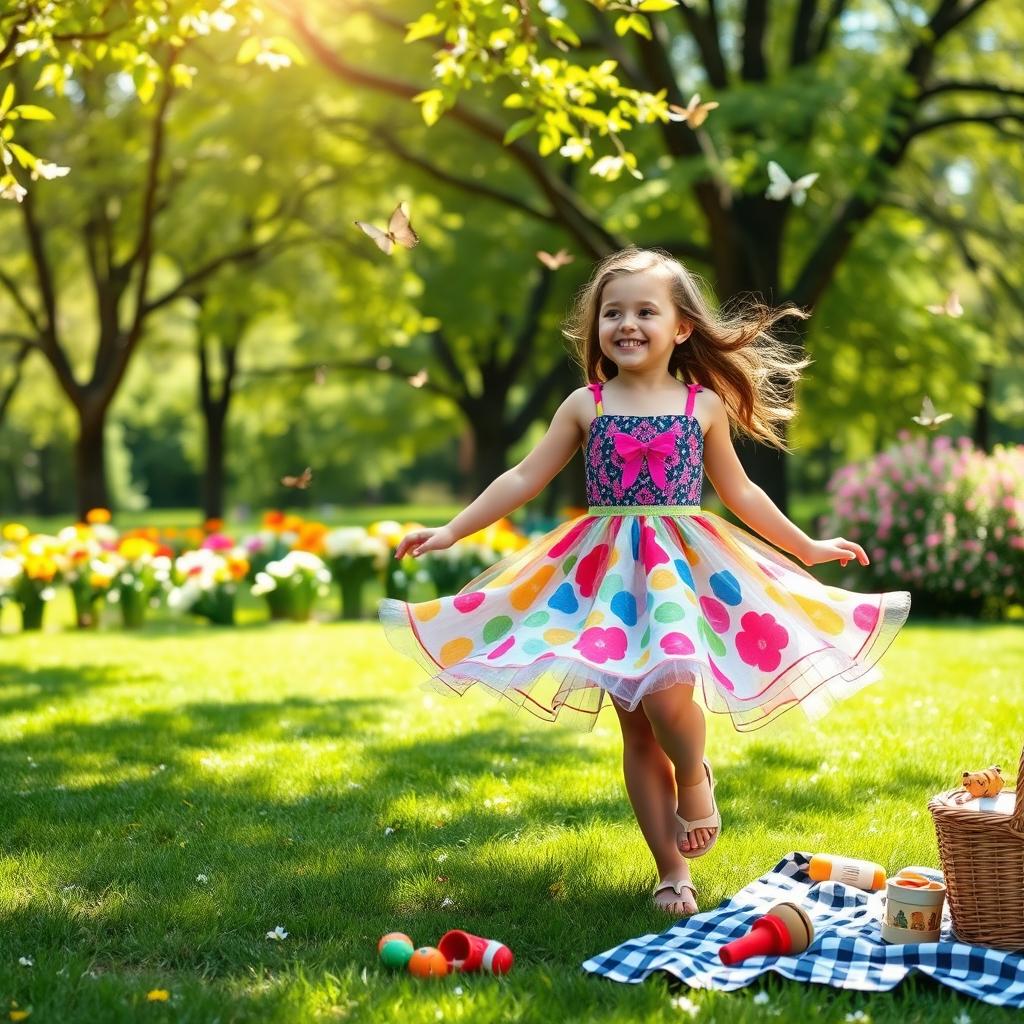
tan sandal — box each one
[675,757,721,859]
[652,878,698,916]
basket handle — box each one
[1015,741,1024,833]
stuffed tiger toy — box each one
[959,765,1004,800]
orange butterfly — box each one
[925,291,963,317]
[354,202,419,254]
[281,467,313,489]
[536,248,575,270]
[667,93,719,129]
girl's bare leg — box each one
[640,684,717,853]
[611,697,697,915]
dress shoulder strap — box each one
[587,381,604,416]
[685,382,704,418]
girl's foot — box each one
[652,870,698,917]
[675,758,720,857]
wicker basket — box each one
[928,743,1024,950]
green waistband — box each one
[588,505,702,517]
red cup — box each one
[437,929,514,974]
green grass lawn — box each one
[1,616,1021,1023]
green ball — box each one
[380,939,415,969]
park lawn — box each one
[0,618,1020,1023]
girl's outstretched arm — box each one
[395,388,590,559]
[701,389,868,568]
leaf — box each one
[405,12,446,43]
[10,105,54,121]
[237,37,262,64]
[503,115,538,145]
[413,89,446,126]
[6,142,35,169]
[638,0,679,8]
[0,84,14,119]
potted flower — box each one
[12,533,61,631]
[109,536,172,628]
[324,527,389,619]
[168,544,249,626]
[251,549,331,622]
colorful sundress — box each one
[379,381,911,731]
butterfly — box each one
[536,248,574,270]
[408,369,429,388]
[354,202,419,254]
[912,396,953,429]
[667,93,719,129]
[765,160,819,206]
[281,467,313,489]
[925,291,963,317]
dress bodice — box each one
[585,383,705,507]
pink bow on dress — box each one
[613,430,676,489]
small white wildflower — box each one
[953,1014,971,1024]
[31,160,71,181]
[844,1012,870,1023]
[753,991,770,1005]
[670,993,699,1015]
[1,179,27,203]
[453,985,463,996]
[436,852,449,863]
[440,897,454,909]
[265,925,288,941]
[19,956,34,967]
[384,826,395,836]
[196,874,209,884]
[347,781,363,789]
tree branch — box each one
[0,266,42,335]
[285,3,623,258]
[815,0,848,55]
[907,110,1024,140]
[0,340,31,425]
[788,0,995,307]
[920,79,1024,102]
[675,0,729,88]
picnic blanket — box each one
[582,852,1024,1007]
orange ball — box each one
[407,946,450,978]
[377,932,413,954]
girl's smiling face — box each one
[597,269,690,372]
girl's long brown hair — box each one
[562,248,811,451]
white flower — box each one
[31,160,71,181]
[266,925,288,940]
[251,571,277,596]
[19,956,34,967]
[440,897,454,909]
[1,179,27,203]
[384,826,395,836]
[254,49,291,70]
[753,992,770,1005]
[844,1013,870,1023]
[953,1014,971,1024]
[436,852,448,863]
[196,874,209,884]
[670,994,699,1015]
[453,986,463,996]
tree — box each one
[283,0,1024,511]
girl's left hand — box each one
[800,537,869,568]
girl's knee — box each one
[641,684,695,726]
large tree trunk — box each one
[972,364,992,453]
[202,410,228,520]
[74,409,110,518]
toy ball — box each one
[379,939,415,970]
[377,931,414,954]
[407,946,450,978]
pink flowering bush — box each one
[822,434,1024,617]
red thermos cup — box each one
[718,902,814,965]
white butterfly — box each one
[354,202,419,255]
[925,291,963,318]
[912,396,953,429]
[765,161,819,206]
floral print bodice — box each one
[585,382,704,507]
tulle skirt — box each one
[379,507,911,731]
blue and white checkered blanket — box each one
[582,852,1024,1007]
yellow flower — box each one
[227,555,250,580]
[86,507,112,524]
[2,523,29,542]
[23,555,58,582]
[145,989,170,1002]
[118,537,158,561]
[10,1009,31,1021]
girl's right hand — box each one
[394,525,457,559]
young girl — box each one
[380,247,910,919]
